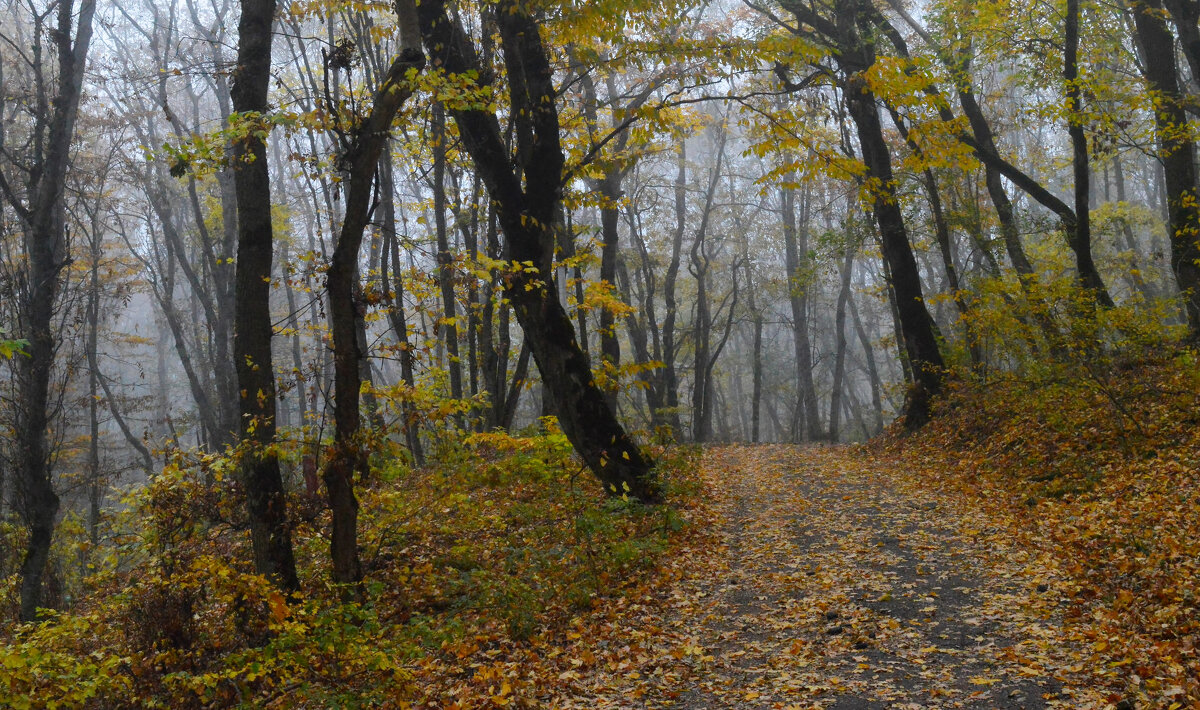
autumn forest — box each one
[1,0,1199,706]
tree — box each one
[0,0,97,622]
[774,0,946,427]
[417,0,660,502]
[322,0,424,587]
[229,0,299,590]
[1130,0,1200,335]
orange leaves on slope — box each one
[876,351,1200,708]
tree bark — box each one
[1064,0,1115,307]
[381,156,425,464]
[661,144,687,437]
[689,126,727,443]
[432,101,465,420]
[848,294,885,434]
[843,77,944,426]
[781,184,820,440]
[830,241,855,441]
[230,0,299,591]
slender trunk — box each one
[1065,0,1115,306]
[323,26,423,586]
[830,243,854,441]
[85,226,103,549]
[9,0,96,622]
[382,177,425,463]
[849,294,885,434]
[879,250,914,386]
[432,102,464,417]
[886,104,983,366]
[598,170,622,408]
[501,340,532,430]
[625,203,666,429]
[844,77,944,426]
[617,258,664,426]
[661,144,687,436]
[782,184,820,440]
[689,127,727,443]
[281,240,308,430]
[418,0,658,500]
[749,279,764,444]
[230,0,299,591]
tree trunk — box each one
[432,102,465,419]
[661,144,687,437]
[830,242,855,441]
[689,126,727,443]
[843,77,944,427]
[1163,0,1200,91]
[382,157,425,464]
[598,170,622,408]
[230,0,299,591]
[1111,155,1155,300]
[4,0,96,622]
[323,16,423,586]
[781,184,820,440]
[1132,0,1200,335]
[418,0,658,501]
[1064,0,1115,307]
[848,294,885,434]
[748,263,764,444]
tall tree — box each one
[229,0,298,590]
[322,0,424,587]
[417,0,660,502]
[1131,0,1200,335]
[0,0,97,622]
[1063,0,1115,306]
[781,182,821,440]
[776,0,946,426]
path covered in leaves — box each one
[570,445,1113,709]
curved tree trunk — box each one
[323,8,424,587]
[418,0,659,502]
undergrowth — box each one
[0,427,707,708]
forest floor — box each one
[566,444,1118,709]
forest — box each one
[1,0,1199,706]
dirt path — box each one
[645,445,1109,709]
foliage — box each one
[0,433,706,708]
[0,338,28,359]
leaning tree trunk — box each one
[418,0,659,502]
[1064,0,1115,307]
[230,0,299,591]
[843,77,945,427]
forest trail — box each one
[619,445,1111,709]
